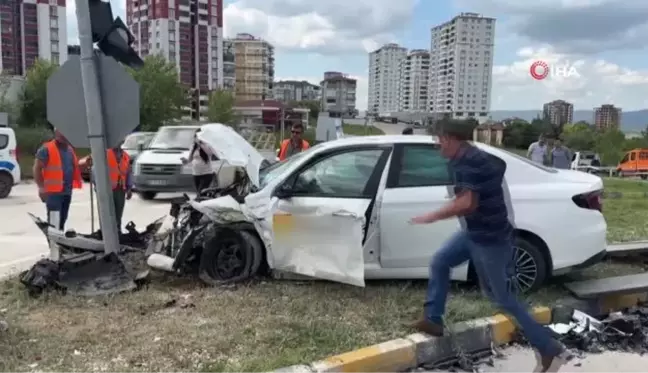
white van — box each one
[0,125,21,198]
[132,125,236,200]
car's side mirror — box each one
[274,183,293,199]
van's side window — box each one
[640,152,648,160]
[621,154,629,163]
[0,134,7,150]
[630,152,636,161]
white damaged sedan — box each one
[147,123,608,292]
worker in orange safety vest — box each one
[278,123,310,161]
[87,145,132,231]
[33,127,83,231]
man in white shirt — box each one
[527,134,548,165]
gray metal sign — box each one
[47,54,140,148]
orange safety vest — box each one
[106,149,131,190]
[278,139,310,161]
[42,140,83,193]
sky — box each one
[66,0,648,112]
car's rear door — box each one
[378,143,462,268]
[270,145,392,286]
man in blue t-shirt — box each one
[408,120,572,372]
[33,128,77,230]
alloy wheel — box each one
[507,246,539,293]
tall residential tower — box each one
[368,43,407,115]
[428,13,495,122]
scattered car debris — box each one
[20,214,164,297]
[521,304,648,355]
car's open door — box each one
[268,146,391,287]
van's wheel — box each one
[138,191,157,200]
[641,175,647,180]
[0,172,13,199]
[198,227,264,285]
[508,237,547,294]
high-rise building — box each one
[229,33,274,102]
[594,104,622,130]
[398,49,430,112]
[428,13,495,123]
[126,0,224,120]
[368,43,407,115]
[0,0,68,75]
[222,40,235,92]
[273,80,320,102]
[543,100,573,127]
[321,73,356,118]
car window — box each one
[640,152,648,160]
[621,154,629,163]
[0,134,7,150]
[631,152,636,161]
[395,145,452,187]
[291,149,385,198]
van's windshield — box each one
[123,133,154,149]
[148,127,197,150]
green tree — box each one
[206,89,239,126]
[291,100,320,121]
[503,121,540,149]
[563,124,596,151]
[18,59,58,128]
[128,55,186,131]
[594,129,626,165]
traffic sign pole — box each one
[75,0,120,254]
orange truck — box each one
[617,148,648,179]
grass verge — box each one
[1,259,644,372]
[602,178,648,242]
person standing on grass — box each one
[181,129,215,196]
[408,120,572,372]
[527,134,547,165]
[33,127,83,231]
[87,144,133,231]
[278,123,310,161]
[550,138,572,169]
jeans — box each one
[46,194,72,231]
[424,230,562,358]
[113,188,126,231]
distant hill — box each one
[490,109,648,132]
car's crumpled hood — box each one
[196,123,264,187]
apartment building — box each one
[273,80,320,102]
[0,0,68,75]
[222,39,235,91]
[428,13,495,123]
[321,73,356,118]
[368,43,407,115]
[594,104,622,130]
[543,100,573,127]
[229,33,274,101]
[398,49,430,112]
[126,0,224,120]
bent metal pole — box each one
[75,0,120,253]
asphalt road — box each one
[0,182,180,278]
[477,345,646,372]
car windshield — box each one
[122,133,154,149]
[500,148,558,173]
[148,127,197,150]
[258,144,321,188]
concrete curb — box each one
[276,292,648,373]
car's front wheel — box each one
[508,236,548,293]
[0,172,13,199]
[138,191,157,200]
[198,227,264,285]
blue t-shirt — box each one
[36,142,75,195]
[450,144,513,245]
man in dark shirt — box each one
[409,120,571,372]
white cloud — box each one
[491,46,648,110]
[276,75,368,111]
[223,0,415,53]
